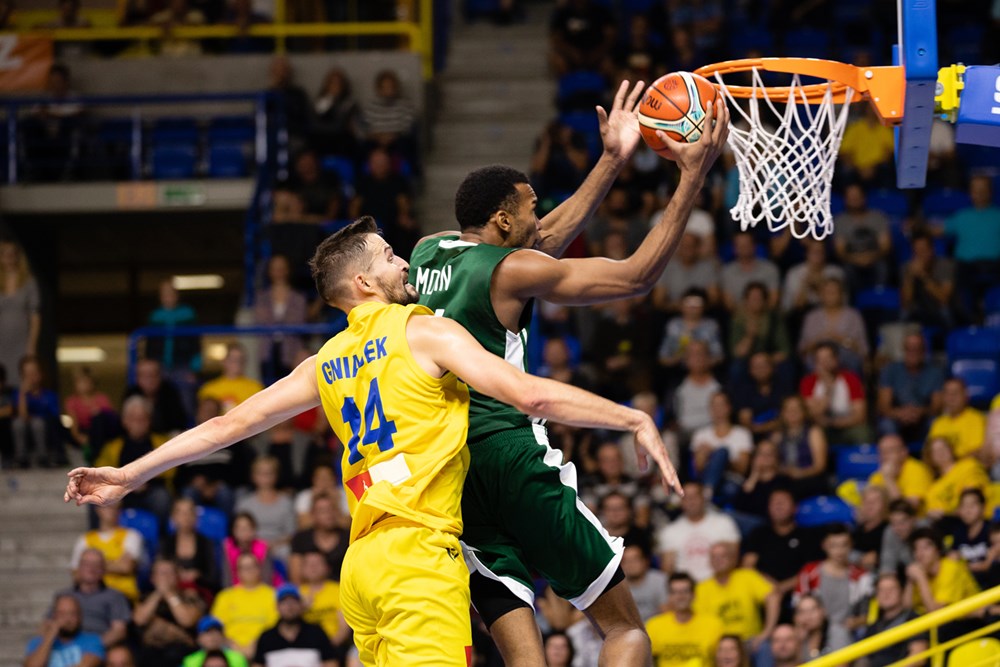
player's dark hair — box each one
[309,216,380,307]
[454,165,529,231]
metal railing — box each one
[804,585,1000,667]
[5,0,435,78]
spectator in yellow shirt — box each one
[298,551,349,647]
[906,528,980,613]
[210,553,278,658]
[867,434,934,512]
[694,543,780,651]
[923,437,991,520]
[927,378,986,459]
[647,572,724,667]
[839,106,896,184]
[197,344,264,414]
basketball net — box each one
[709,67,854,240]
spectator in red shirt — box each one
[794,524,873,639]
[800,342,871,445]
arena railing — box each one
[803,584,1000,667]
[8,0,436,79]
[127,323,347,385]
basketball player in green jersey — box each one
[408,80,730,666]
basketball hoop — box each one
[694,58,905,240]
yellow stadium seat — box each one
[947,638,1000,667]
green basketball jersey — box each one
[409,234,534,441]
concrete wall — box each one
[61,52,424,115]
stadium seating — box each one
[120,507,160,566]
[150,145,198,179]
[946,638,1000,667]
[835,444,879,482]
[946,327,1000,364]
[796,496,855,527]
[196,505,230,542]
[951,359,1000,408]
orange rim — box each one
[694,57,906,124]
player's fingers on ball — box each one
[625,80,645,112]
[656,130,684,152]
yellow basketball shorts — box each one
[340,523,472,666]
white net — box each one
[709,67,855,240]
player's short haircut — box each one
[309,216,380,306]
[454,165,529,231]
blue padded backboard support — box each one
[894,0,938,189]
[955,66,1000,148]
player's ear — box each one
[354,271,374,295]
[493,209,512,232]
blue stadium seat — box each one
[829,192,845,216]
[867,189,908,218]
[207,144,247,178]
[923,188,971,220]
[120,507,160,564]
[98,118,135,144]
[207,116,255,144]
[321,155,356,187]
[985,286,1000,316]
[951,359,1000,408]
[946,327,1000,363]
[560,111,602,161]
[783,28,831,59]
[557,71,607,111]
[150,117,200,145]
[196,505,229,542]
[855,287,901,314]
[836,444,879,482]
[151,145,197,179]
[796,496,855,527]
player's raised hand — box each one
[633,416,684,497]
[64,466,132,506]
[657,98,731,181]
[596,79,645,163]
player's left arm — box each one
[536,80,645,258]
[498,102,730,305]
[65,357,321,506]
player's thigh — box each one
[339,539,380,667]
[347,526,472,667]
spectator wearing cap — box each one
[182,616,250,667]
[251,584,338,667]
[211,553,278,658]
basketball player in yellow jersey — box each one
[64,217,682,666]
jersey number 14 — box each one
[341,377,398,465]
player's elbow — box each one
[515,381,552,418]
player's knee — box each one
[604,623,650,653]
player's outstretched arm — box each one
[408,315,682,495]
[496,100,730,306]
[64,357,322,506]
[536,80,645,258]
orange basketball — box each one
[638,72,719,160]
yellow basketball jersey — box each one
[316,301,471,543]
